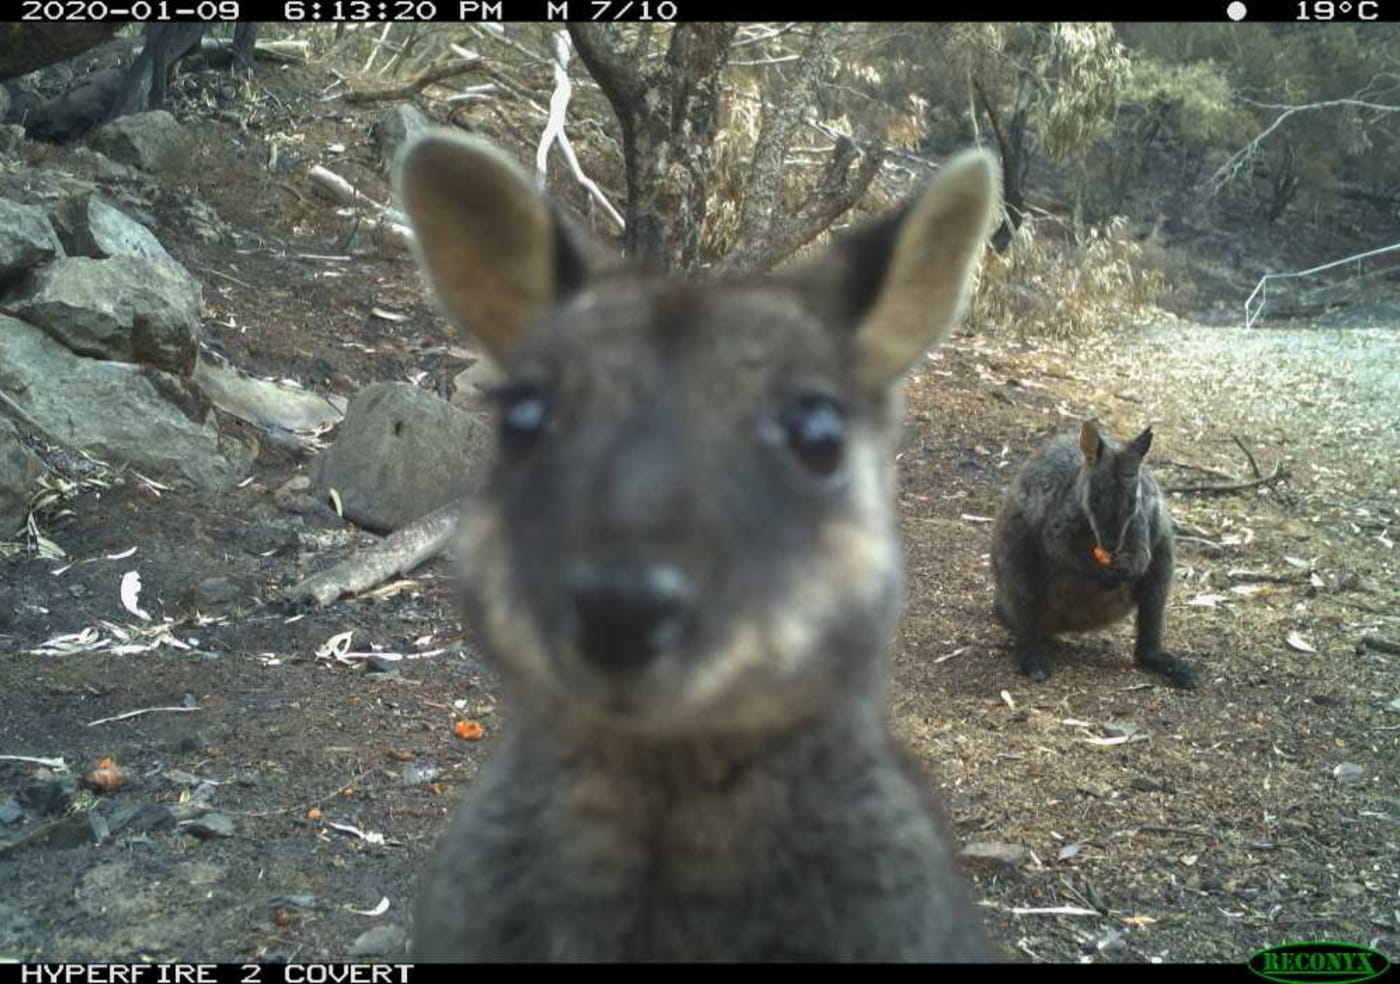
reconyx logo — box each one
[1249,941,1391,984]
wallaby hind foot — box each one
[1136,648,1200,689]
[395,130,1002,962]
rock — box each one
[186,576,243,610]
[0,797,23,825]
[0,124,24,157]
[237,523,299,558]
[183,813,235,839]
[17,776,79,816]
[41,814,103,849]
[0,198,64,277]
[87,110,187,172]
[348,924,407,958]
[6,255,202,374]
[49,194,173,263]
[400,763,440,786]
[105,801,178,835]
[372,104,430,172]
[1102,721,1142,740]
[0,315,241,489]
[1332,762,1365,784]
[309,381,489,534]
[959,841,1034,869]
[0,417,42,538]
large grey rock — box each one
[6,255,201,374]
[0,417,42,538]
[49,195,173,264]
[309,381,488,534]
[87,110,186,172]
[0,199,64,278]
[0,315,240,489]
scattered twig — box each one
[87,706,200,727]
[1134,825,1220,839]
[1009,905,1101,918]
[189,263,255,291]
[1226,568,1301,584]
[1163,461,1288,496]
[0,754,67,769]
[1175,535,1225,553]
[1231,434,1262,480]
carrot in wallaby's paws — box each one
[1092,544,1113,567]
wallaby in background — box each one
[394,129,1001,962]
[991,420,1199,689]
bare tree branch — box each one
[1206,95,1400,195]
[535,31,626,232]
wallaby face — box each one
[398,132,998,738]
[1078,420,1154,569]
[992,419,1198,689]
[448,283,909,735]
[397,131,1000,962]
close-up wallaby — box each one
[991,420,1199,689]
[394,130,1001,961]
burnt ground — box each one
[1,61,1397,964]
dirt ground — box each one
[1,61,1396,964]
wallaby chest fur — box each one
[991,424,1198,688]
[414,710,985,961]
[395,130,1002,961]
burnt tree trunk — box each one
[568,23,737,271]
[717,26,886,276]
[975,72,1033,253]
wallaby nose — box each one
[566,562,696,672]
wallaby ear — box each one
[394,129,597,363]
[788,148,999,389]
[1127,425,1153,458]
[1080,419,1105,464]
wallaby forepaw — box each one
[1018,651,1051,683]
[1139,652,1199,690]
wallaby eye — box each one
[782,395,846,476]
[492,385,551,455]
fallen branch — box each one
[308,165,414,253]
[286,501,461,607]
[1163,461,1288,496]
[1360,632,1400,655]
[199,37,309,63]
[343,54,483,104]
